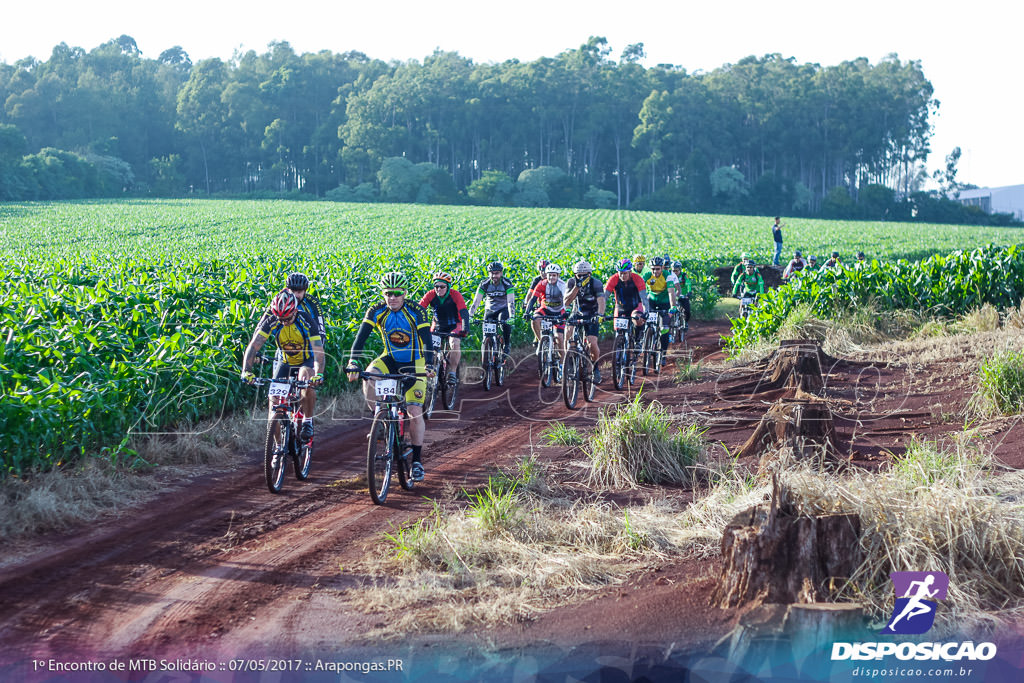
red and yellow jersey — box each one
[256,309,321,366]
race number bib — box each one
[376,378,399,398]
[540,319,552,331]
[268,382,290,398]
[614,317,629,331]
[482,322,498,335]
[431,334,442,349]
[741,296,754,305]
[647,312,660,324]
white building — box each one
[954,185,1024,221]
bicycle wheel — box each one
[613,334,626,390]
[495,343,506,387]
[643,329,658,375]
[423,371,439,420]
[442,362,460,410]
[561,350,580,409]
[539,336,553,387]
[583,355,596,402]
[293,432,312,480]
[367,410,394,505]
[264,412,289,494]
[482,336,493,392]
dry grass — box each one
[0,412,263,541]
[343,453,767,639]
[778,436,1024,636]
[584,393,709,488]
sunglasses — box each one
[384,290,406,297]
[434,283,449,289]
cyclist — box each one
[525,259,550,343]
[782,250,807,280]
[285,272,327,343]
[733,260,765,299]
[419,271,470,387]
[642,256,678,366]
[824,250,841,269]
[632,253,647,276]
[806,255,819,271]
[854,251,868,269]
[670,260,692,332]
[605,258,649,345]
[468,261,516,356]
[241,289,325,441]
[564,260,607,384]
[731,252,749,289]
[345,272,436,482]
[525,262,568,356]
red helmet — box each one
[271,290,298,320]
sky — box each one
[2,0,1021,189]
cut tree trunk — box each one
[716,602,869,672]
[718,340,829,401]
[738,398,839,462]
[711,478,861,609]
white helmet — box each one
[573,260,592,275]
[545,263,562,274]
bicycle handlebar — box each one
[251,377,313,389]
[357,371,428,381]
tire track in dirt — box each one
[0,323,730,662]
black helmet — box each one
[650,256,666,267]
[287,272,309,290]
[857,251,865,259]
[487,261,504,273]
[831,250,840,258]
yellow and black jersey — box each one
[349,300,434,367]
[256,309,321,366]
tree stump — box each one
[717,602,869,675]
[711,480,861,609]
[737,398,839,462]
[785,603,870,659]
[719,340,828,400]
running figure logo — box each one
[881,571,949,635]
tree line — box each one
[0,35,1013,224]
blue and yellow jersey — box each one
[257,309,321,366]
[349,300,434,367]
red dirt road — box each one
[3,321,1022,682]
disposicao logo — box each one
[881,571,948,635]
[831,570,997,662]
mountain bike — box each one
[530,313,565,388]
[641,309,665,375]
[739,291,758,319]
[251,374,313,494]
[611,315,640,390]
[670,300,687,345]
[423,331,461,419]
[561,314,600,409]
[358,370,425,505]
[478,318,507,391]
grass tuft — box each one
[970,349,1024,417]
[584,392,707,488]
[540,422,585,447]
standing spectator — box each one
[771,217,784,266]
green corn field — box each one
[1,199,1021,476]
